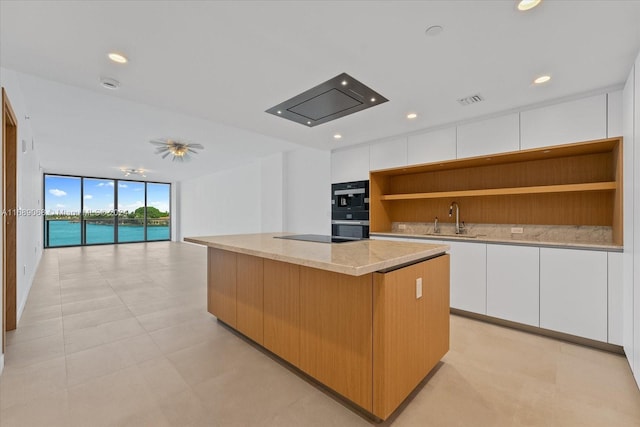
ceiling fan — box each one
[150,138,204,162]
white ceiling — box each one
[1,0,640,181]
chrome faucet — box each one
[433,216,440,234]
[449,202,463,234]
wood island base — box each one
[206,247,450,420]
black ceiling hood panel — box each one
[266,73,389,127]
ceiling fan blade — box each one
[187,148,198,154]
[162,151,171,159]
[150,140,168,146]
[189,144,204,150]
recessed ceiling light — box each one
[100,77,120,90]
[425,25,444,37]
[107,52,128,64]
[341,80,348,86]
[517,0,542,11]
[307,121,312,125]
[277,110,282,114]
[333,134,342,140]
[407,113,418,119]
[533,75,551,84]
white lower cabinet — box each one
[372,236,619,344]
[540,248,608,342]
[449,241,487,314]
[486,244,539,327]
[608,252,623,345]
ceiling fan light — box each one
[150,138,204,161]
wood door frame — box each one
[2,87,18,353]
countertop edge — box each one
[184,236,449,275]
[369,232,623,253]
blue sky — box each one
[45,175,81,213]
[45,176,170,214]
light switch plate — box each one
[511,227,524,234]
[416,277,422,299]
[398,224,407,230]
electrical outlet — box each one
[398,224,407,230]
[416,277,423,299]
[511,227,524,234]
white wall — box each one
[261,152,284,233]
[0,68,44,373]
[283,147,331,235]
[179,160,265,239]
[179,146,331,240]
[633,50,640,388]
[623,63,635,375]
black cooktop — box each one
[275,234,363,244]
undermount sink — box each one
[425,233,478,239]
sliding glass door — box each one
[43,174,171,248]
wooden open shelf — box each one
[379,182,617,200]
[370,137,623,245]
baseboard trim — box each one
[450,308,625,355]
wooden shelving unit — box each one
[370,138,623,245]
[379,182,617,200]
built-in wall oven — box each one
[331,180,369,239]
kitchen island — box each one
[184,233,450,420]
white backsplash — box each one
[391,222,613,245]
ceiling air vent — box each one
[457,94,484,106]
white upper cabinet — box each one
[539,248,608,342]
[520,94,607,149]
[608,90,623,137]
[369,137,407,171]
[456,113,519,158]
[486,244,539,327]
[330,145,370,183]
[407,127,456,166]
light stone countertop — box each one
[184,233,449,276]
[371,232,623,252]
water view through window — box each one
[44,175,171,247]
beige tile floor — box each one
[1,241,639,426]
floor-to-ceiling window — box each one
[146,182,171,241]
[83,178,115,245]
[43,174,171,247]
[117,180,146,243]
[43,175,82,247]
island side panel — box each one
[236,254,264,345]
[424,254,450,369]
[208,248,237,327]
[263,259,301,366]
[299,267,373,412]
[372,254,450,419]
